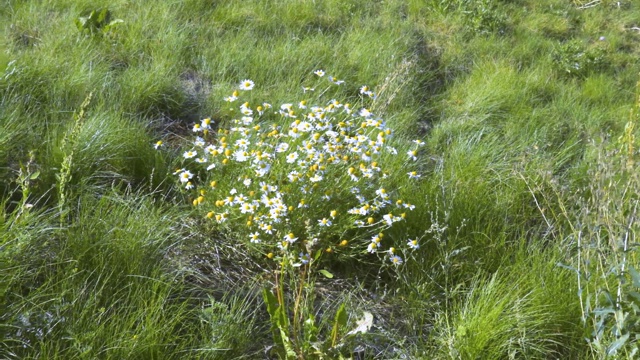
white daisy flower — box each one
[276,143,289,153]
[328,76,344,85]
[284,233,298,244]
[359,108,372,118]
[233,150,249,162]
[249,232,261,243]
[179,170,193,183]
[286,152,299,163]
[201,118,213,129]
[408,171,421,179]
[314,70,325,77]
[194,137,205,147]
[239,79,255,90]
[390,255,403,265]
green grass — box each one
[2,0,640,358]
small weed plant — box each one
[161,71,424,358]
[552,39,607,78]
[75,9,123,38]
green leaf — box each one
[593,308,615,316]
[629,265,640,288]
[279,328,297,359]
[607,333,630,356]
[304,314,318,343]
[318,269,334,279]
[75,18,85,31]
[263,288,279,319]
[263,288,283,343]
[29,171,40,180]
[97,9,109,24]
[331,302,347,347]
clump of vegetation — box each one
[75,9,123,38]
[552,39,608,77]
[164,73,424,357]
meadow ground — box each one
[2,0,640,358]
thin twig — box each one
[577,0,601,9]
[616,200,638,308]
[518,172,553,230]
[578,231,586,323]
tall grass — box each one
[1,0,640,358]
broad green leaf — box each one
[607,333,630,355]
[29,171,40,180]
[263,288,279,319]
[318,269,334,279]
[279,328,297,358]
[304,315,318,343]
[331,302,347,347]
[593,308,615,316]
[97,9,109,24]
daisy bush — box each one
[166,71,424,269]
